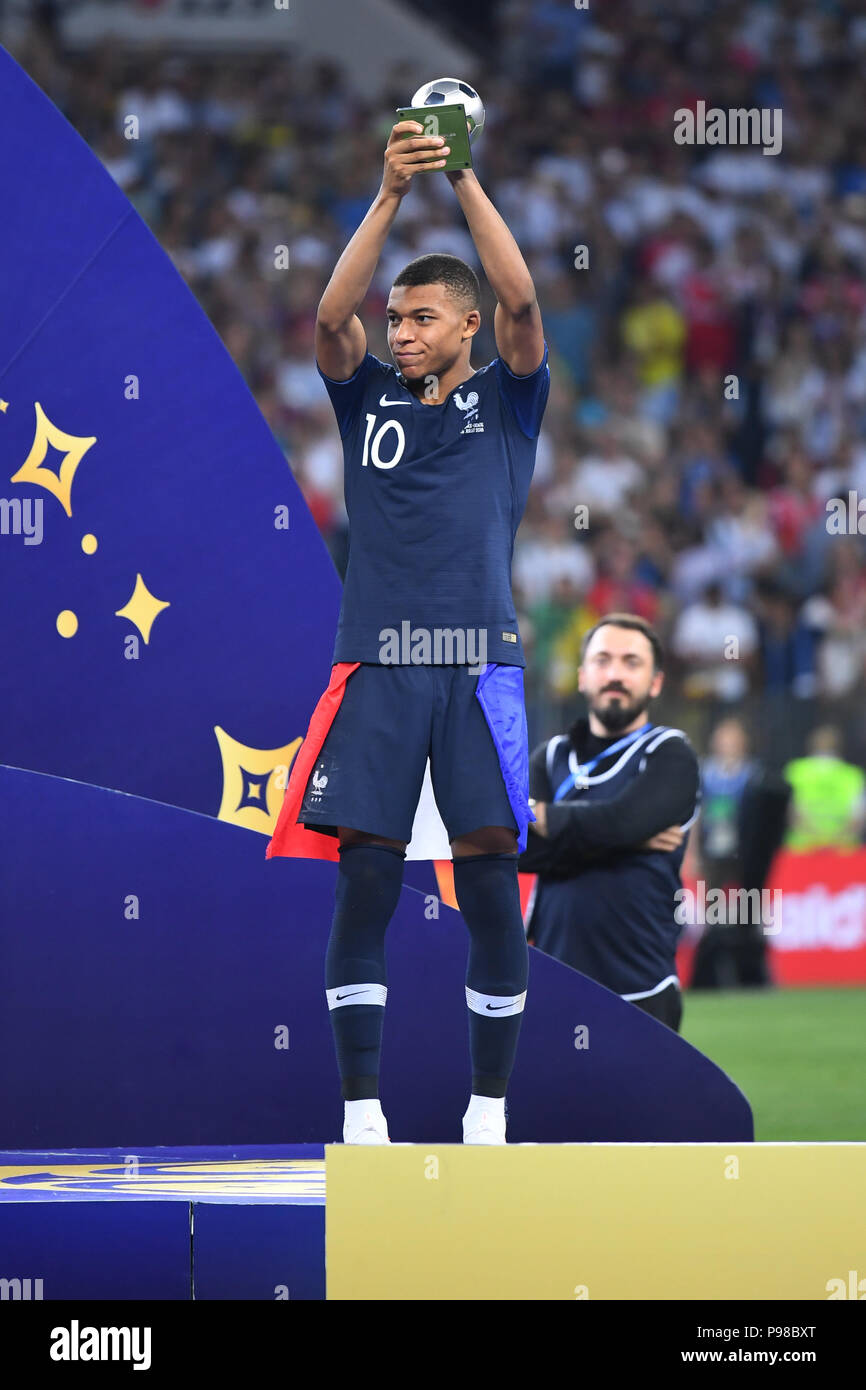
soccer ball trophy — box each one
[410,78,485,142]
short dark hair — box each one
[580,613,664,672]
[391,253,481,315]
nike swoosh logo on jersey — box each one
[486,1002,514,1011]
[379,394,411,406]
[335,989,369,1000]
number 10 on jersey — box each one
[362,413,406,471]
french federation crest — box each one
[454,389,484,433]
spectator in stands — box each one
[620,279,685,425]
[670,581,758,701]
[753,581,820,698]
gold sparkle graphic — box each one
[56,610,78,638]
[115,574,170,644]
[0,400,8,413]
[214,726,302,833]
[81,533,98,554]
[10,402,97,516]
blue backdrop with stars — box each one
[0,44,340,830]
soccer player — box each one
[268,119,550,1143]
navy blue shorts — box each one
[300,663,521,844]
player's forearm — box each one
[317,189,402,327]
[545,754,698,853]
[448,171,536,313]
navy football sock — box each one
[325,842,405,1101]
[452,851,529,1100]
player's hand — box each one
[639,825,683,852]
[382,121,449,197]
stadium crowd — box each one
[12,0,866,767]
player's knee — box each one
[451,825,518,857]
[338,826,407,853]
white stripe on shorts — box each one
[326,983,387,1010]
[465,986,527,1018]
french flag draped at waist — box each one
[265,661,360,862]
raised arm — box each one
[446,166,545,375]
[316,120,448,379]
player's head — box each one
[387,254,480,379]
[578,614,664,733]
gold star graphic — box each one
[10,402,97,516]
[0,400,8,413]
[214,727,303,834]
[115,574,170,644]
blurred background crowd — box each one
[9,0,866,801]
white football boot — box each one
[462,1097,507,1145]
[343,1101,391,1144]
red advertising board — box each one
[675,850,866,986]
[762,848,866,985]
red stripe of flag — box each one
[266,662,361,862]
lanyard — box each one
[553,722,653,802]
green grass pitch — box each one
[680,987,866,1141]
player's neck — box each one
[408,359,475,405]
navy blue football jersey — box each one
[316,341,550,667]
